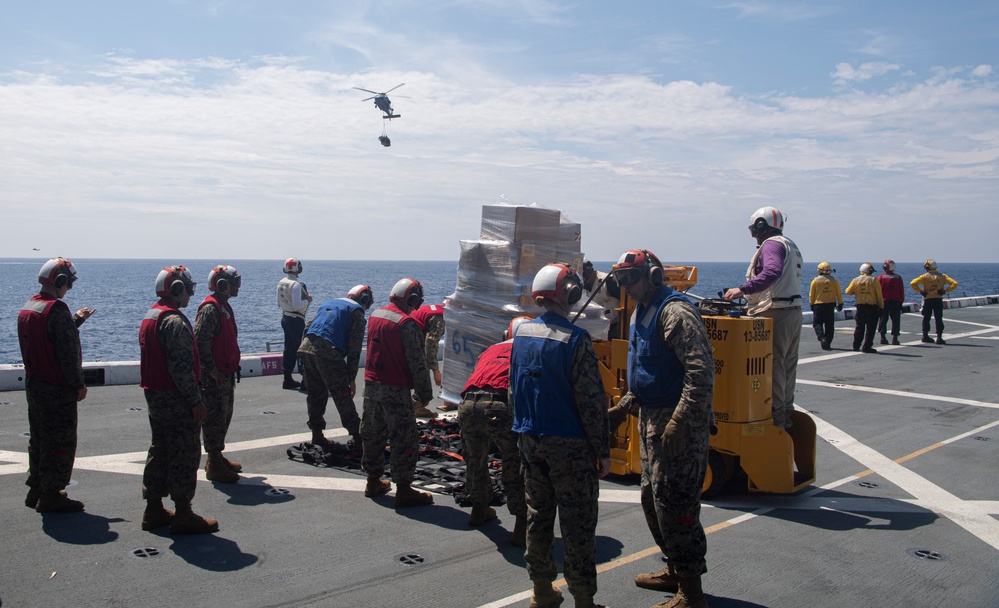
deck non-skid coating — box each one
[1,307,998,607]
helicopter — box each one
[353,83,405,119]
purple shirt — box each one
[741,239,787,294]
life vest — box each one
[462,340,512,396]
[17,293,78,385]
[745,235,803,315]
[627,286,689,410]
[306,298,362,354]
[878,273,905,302]
[510,312,586,439]
[364,302,416,388]
[199,294,240,373]
[140,300,201,390]
[277,276,309,318]
[410,304,444,334]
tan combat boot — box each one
[635,563,679,592]
[364,476,392,498]
[394,483,433,508]
[511,514,527,547]
[205,452,239,483]
[468,504,497,527]
[653,576,708,608]
[141,498,175,531]
[169,502,219,535]
[35,491,84,513]
[413,405,438,419]
[222,454,242,472]
[528,583,563,608]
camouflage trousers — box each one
[202,375,234,453]
[25,380,78,494]
[300,351,360,438]
[360,382,420,485]
[639,406,709,577]
[456,390,526,517]
[520,433,600,601]
[142,390,203,505]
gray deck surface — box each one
[2,306,998,608]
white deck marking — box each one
[799,326,999,364]
[797,379,999,410]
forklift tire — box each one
[701,450,728,498]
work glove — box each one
[937,289,946,296]
[661,414,687,458]
[920,291,928,297]
[836,303,843,312]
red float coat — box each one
[199,294,240,373]
[140,300,201,391]
[409,304,444,333]
[17,293,79,385]
[461,340,512,396]
[364,302,415,388]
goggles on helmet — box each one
[615,267,644,287]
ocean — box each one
[3,258,998,365]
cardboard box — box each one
[480,204,561,243]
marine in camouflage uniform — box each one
[298,302,367,445]
[17,257,93,512]
[139,266,218,534]
[194,265,243,484]
[411,305,446,416]
[615,249,714,608]
[456,336,526,538]
[360,279,435,507]
[510,263,610,608]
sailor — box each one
[298,284,373,449]
[613,249,715,608]
[194,265,243,484]
[581,260,622,340]
[17,257,94,513]
[360,278,436,508]
[845,263,884,353]
[510,263,610,608]
[139,266,219,534]
[277,257,313,389]
[877,260,904,345]
[456,316,532,545]
[808,262,843,351]
[910,259,958,344]
[724,206,803,430]
[408,302,446,416]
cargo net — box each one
[286,418,508,507]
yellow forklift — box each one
[591,265,816,497]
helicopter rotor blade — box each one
[360,96,377,101]
[384,83,406,94]
[352,87,380,95]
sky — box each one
[1,0,997,263]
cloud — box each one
[831,61,901,86]
[720,1,837,22]
[971,64,993,77]
[1,54,997,262]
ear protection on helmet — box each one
[531,263,583,305]
[883,259,896,273]
[208,265,240,294]
[749,206,785,238]
[390,278,424,309]
[613,249,664,287]
[347,284,374,309]
[156,265,196,298]
[924,259,937,271]
[38,257,77,289]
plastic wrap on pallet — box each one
[455,239,586,309]
[480,204,562,242]
[441,295,610,405]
